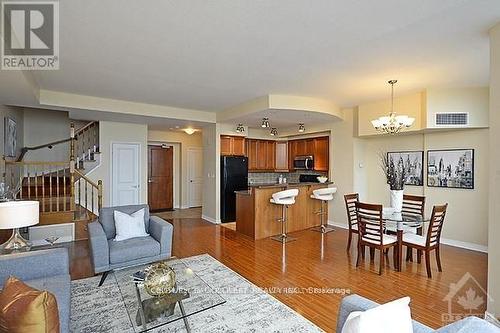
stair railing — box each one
[3,160,71,213]
[74,169,102,216]
[73,121,99,168]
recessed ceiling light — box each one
[270,128,278,136]
[184,128,196,135]
[298,123,305,132]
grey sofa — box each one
[337,294,500,332]
[88,204,173,285]
[0,248,71,333]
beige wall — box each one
[488,23,500,318]
[87,121,148,207]
[202,124,218,222]
[23,109,70,162]
[329,108,489,250]
[147,130,203,209]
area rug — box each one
[71,254,323,332]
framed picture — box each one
[4,117,17,157]
[427,149,474,189]
[387,151,424,186]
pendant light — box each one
[298,123,305,133]
[261,118,270,128]
[371,80,415,134]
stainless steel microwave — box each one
[293,155,314,170]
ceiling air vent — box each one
[435,112,469,126]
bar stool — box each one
[270,189,299,243]
[310,187,337,233]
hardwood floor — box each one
[68,210,488,332]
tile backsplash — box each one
[248,170,328,184]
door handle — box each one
[148,179,153,183]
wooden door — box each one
[275,141,288,171]
[266,141,276,170]
[232,136,246,156]
[220,136,232,155]
[247,139,258,171]
[148,145,173,211]
[313,137,329,171]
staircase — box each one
[2,121,103,242]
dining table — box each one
[382,208,431,272]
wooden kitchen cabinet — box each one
[313,136,329,171]
[247,139,275,171]
[275,141,288,171]
[220,135,246,156]
[288,136,329,172]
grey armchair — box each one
[88,204,173,286]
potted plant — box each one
[380,153,410,212]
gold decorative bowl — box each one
[143,262,176,297]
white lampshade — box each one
[0,201,39,229]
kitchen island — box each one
[235,182,334,240]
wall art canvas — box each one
[427,149,474,189]
[387,151,424,186]
[4,117,17,157]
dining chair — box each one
[355,201,398,275]
[344,193,359,252]
[402,194,426,261]
[402,203,448,278]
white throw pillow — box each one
[113,208,149,241]
[341,297,413,333]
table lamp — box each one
[0,201,39,253]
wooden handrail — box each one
[75,121,97,135]
[74,169,99,188]
[6,161,69,166]
[17,138,73,162]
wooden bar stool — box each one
[310,187,337,233]
[270,189,299,243]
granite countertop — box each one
[247,182,334,189]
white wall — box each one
[23,109,70,162]
[488,22,500,318]
[87,121,148,207]
[147,130,203,209]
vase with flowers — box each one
[380,153,410,212]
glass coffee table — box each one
[113,259,226,332]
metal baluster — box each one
[85,178,88,211]
[27,167,31,199]
[63,168,67,210]
[56,168,60,212]
[49,166,53,212]
[41,166,45,212]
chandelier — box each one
[371,80,415,134]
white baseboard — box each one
[440,238,488,253]
[327,220,488,253]
[485,312,500,327]
[180,205,190,209]
[202,215,221,224]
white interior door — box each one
[112,143,140,206]
[187,148,203,207]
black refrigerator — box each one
[220,156,248,223]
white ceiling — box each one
[231,109,340,129]
[3,0,500,114]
